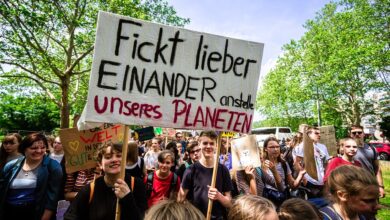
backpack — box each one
[145,172,178,198]
[89,176,135,204]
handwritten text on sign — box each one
[59,124,124,173]
[84,11,264,133]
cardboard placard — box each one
[135,126,155,141]
[221,131,235,137]
[231,135,261,170]
[59,124,124,173]
[83,11,263,134]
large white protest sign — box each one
[83,11,264,133]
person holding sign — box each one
[349,125,385,198]
[178,130,233,220]
[262,137,306,207]
[0,133,63,220]
[64,143,147,220]
[293,127,329,203]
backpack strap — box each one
[131,176,135,191]
[89,180,95,204]
[184,161,191,169]
[320,206,342,220]
[169,173,178,193]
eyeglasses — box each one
[190,149,201,154]
[3,141,15,145]
[351,131,363,135]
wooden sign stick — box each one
[115,125,130,220]
[206,133,222,220]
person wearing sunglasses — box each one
[349,125,385,198]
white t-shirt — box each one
[293,142,329,185]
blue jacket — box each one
[0,155,63,219]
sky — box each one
[169,0,331,79]
[169,0,332,121]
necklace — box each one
[22,163,40,176]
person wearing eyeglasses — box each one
[293,126,330,205]
[349,125,385,198]
[323,138,361,183]
[0,133,63,220]
[176,141,201,180]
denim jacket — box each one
[0,155,63,219]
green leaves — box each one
[257,0,388,130]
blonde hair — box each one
[279,198,321,220]
[228,195,275,220]
[145,200,204,220]
[327,165,378,202]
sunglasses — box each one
[351,131,363,135]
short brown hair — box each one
[279,198,322,220]
[228,195,275,220]
[349,124,363,132]
[95,143,122,162]
[157,150,174,163]
[19,133,48,153]
[199,130,218,140]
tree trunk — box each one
[60,75,70,128]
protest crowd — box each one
[0,124,385,220]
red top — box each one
[144,171,181,208]
[324,157,361,182]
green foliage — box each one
[256,0,389,131]
[0,93,60,132]
[0,0,189,128]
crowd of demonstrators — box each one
[0,124,386,220]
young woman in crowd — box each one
[126,141,146,179]
[0,133,63,220]
[323,138,361,182]
[279,198,322,220]
[165,141,181,172]
[0,133,23,170]
[228,195,278,220]
[262,137,306,207]
[320,165,380,220]
[144,138,162,173]
[65,143,147,220]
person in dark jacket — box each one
[0,132,63,220]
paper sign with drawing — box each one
[231,135,261,170]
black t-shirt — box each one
[65,175,147,220]
[182,161,233,219]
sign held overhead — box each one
[84,11,264,134]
